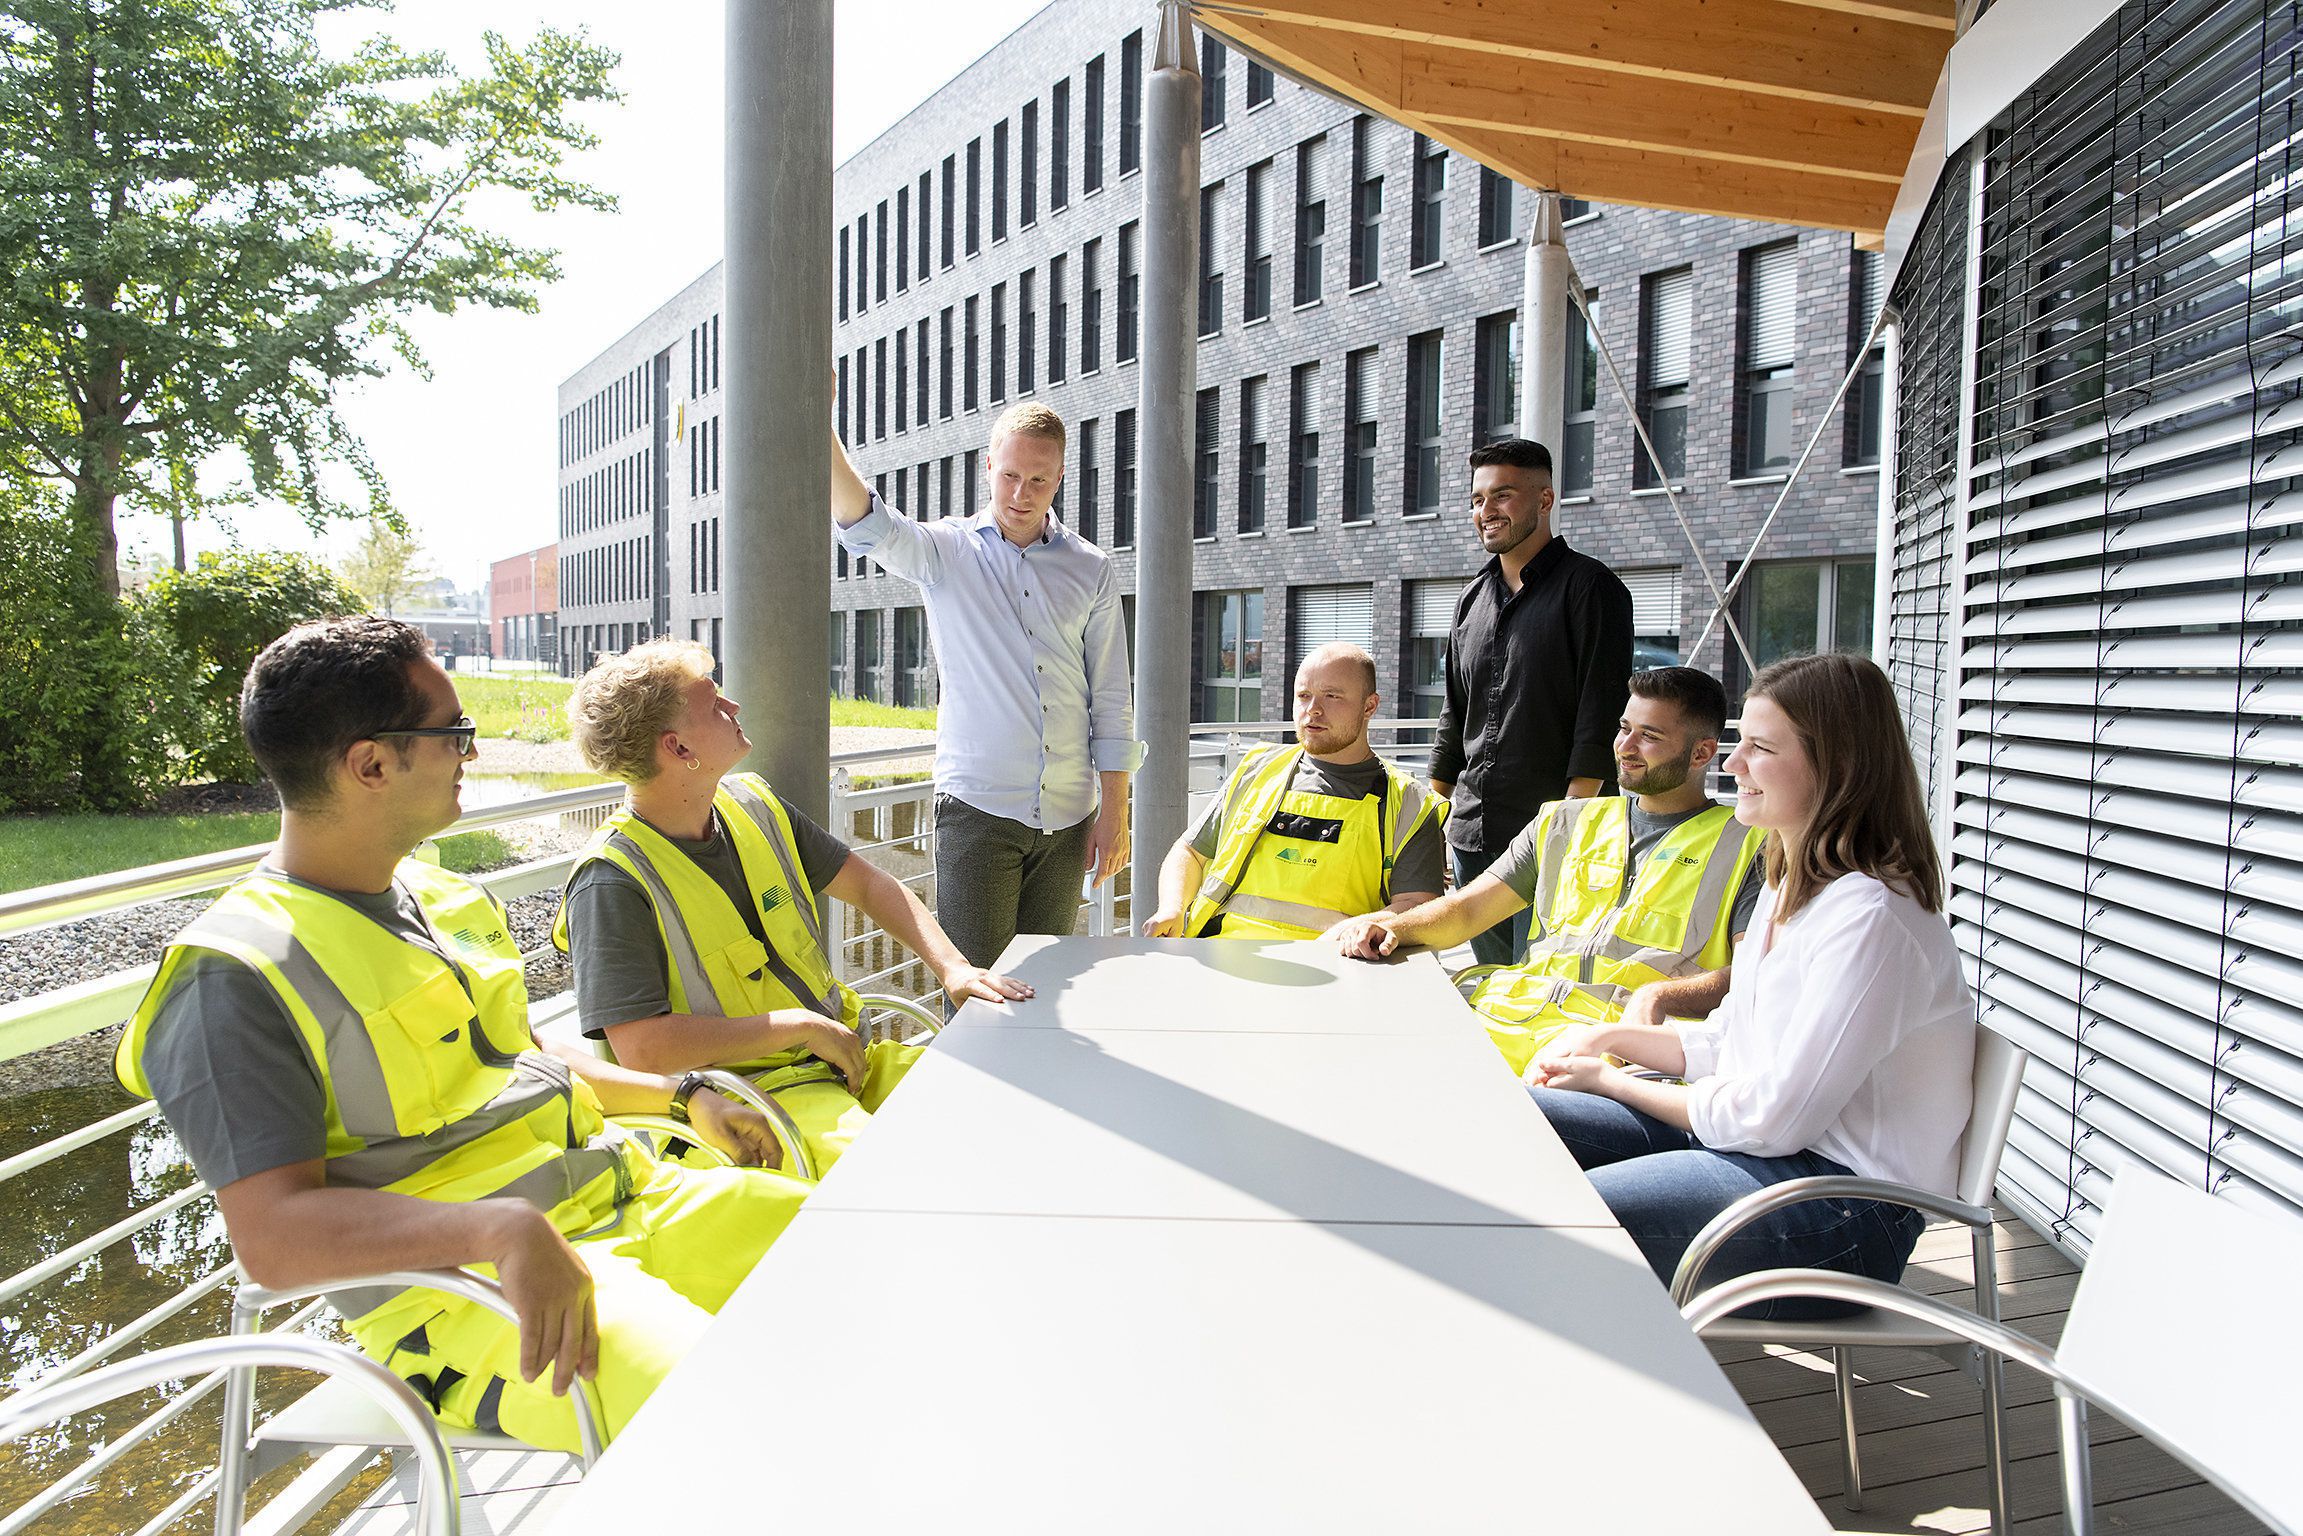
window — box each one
[894,607,929,709]
[1472,310,1519,447]
[1199,181,1224,336]
[1738,559,1874,679]
[854,214,869,313]
[838,226,850,322]
[1405,331,1443,516]
[966,137,982,254]
[1288,361,1321,529]
[1081,237,1103,372]
[1049,254,1068,384]
[896,186,910,291]
[964,447,977,511]
[1193,388,1221,538]
[1201,35,1226,131]
[1248,61,1274,108]
[1084,54,1105,194]
[1050,78,1070,211]
[939,307,955,418]
[992,119,1010,241]
[1120,30,1142,175]
[836,355,850,443]
[1343,348,1378,523]
[1620,567,1682,665]
[1295,136,1326,305]
[876,198,889,302]
[874,336,888,438]
[964,295,980,410]
[1287,583,1374,679]
[1018,269,1036,394]
[854,344,868,439]
[1563,294,1598,494]
[1077,417,1099,542]
[1239,374,1268,533]
[1020,102,1038,227]
[829,612,847,696]
[854,610,882,702]
[1114,407,1137,547]
[1350,117,1382,287]
[1410,134,1445,268]
[916,325,929,424]
[1560,195,1594,222]
[917,171,932,279]
[894,325,908,433]
[991,282,1008,402]
[1478,166,1515,248]
[1118,221,1140,363]
[1739,241,1798,476]
[1638,267,1693,487]
[941,154,957,268]
[1195,590,1263,722]
[1845,245,1885,467]
[1404,579,1465,733]
[1243,159,1273,323]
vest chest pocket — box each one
[360,967,486,1139]
[1614,897,1694,953]
[697,934,770,1016]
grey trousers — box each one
[932,793,1094,968]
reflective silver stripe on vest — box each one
[722,779,830,961]
[1529,799,1593,923]
[327,1055,586,1189]
[1580,817,1753,976]
[603,830,727,1016]
[1222,892,1352,933]
[1390,777,1430,864]
[1200,747,1296,911]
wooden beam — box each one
[1774,0,1959,30]
[1237,18,1916,183]
[1196,0,1949,114]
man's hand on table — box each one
[1140,906,1186,937]
[688,1088,786,1170]
[487,1203,599,1396]
[1330,914,1402,960]
[943,963,1035,1009]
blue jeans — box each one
[1532,1088,1926,1320]
[1452,844,1533,968]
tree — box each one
[142,548,369,783]
[0,0,619,598]
[339,517,431,615]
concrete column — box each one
[725,0,834,821]
[1130,2,1201,909]
[1519,190,1572,466]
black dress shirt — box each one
[1429,535,1634,853]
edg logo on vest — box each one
[1273,847,1321,870]
[760,885,791,914]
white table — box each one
[549,937,1827,1534]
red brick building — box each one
[489,543,558,665]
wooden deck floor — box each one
[334,1208,2266,1535]
[1722,1207,2267,1536]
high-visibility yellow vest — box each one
[553,773,861,1089]
[1473,797,1764,1075]
[119,860,644,1326]
[1183,745,1445,941]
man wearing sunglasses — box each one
[117,616,815,1454]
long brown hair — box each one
[1745,653,1943,921]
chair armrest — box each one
[857,992,944,1039]
[612,1113,735,1167]
[1680,1268,2062,1380]
[1669,1175,1997,1305]
[691,1069,816,1182]
[1451,964,1504,1002]
[234,1267,608,1465]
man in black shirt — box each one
[1429,438,1634,966]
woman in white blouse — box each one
[1526,652,1974,1313]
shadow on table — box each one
[940,1025,1745,1419]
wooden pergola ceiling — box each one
[1191,0,1958,243]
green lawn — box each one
[457,675,935,740]
[0,816,516,894]
[831,697,937,729]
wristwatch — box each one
[668,1071,713,1124]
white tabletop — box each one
[807,1018,1617,1226]
[553,1211,1826,1535]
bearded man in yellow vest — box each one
[119,617,812,1455]
[1142,643,1447,941]
[554,640,1032,1174]
[1335,666,1764,1074]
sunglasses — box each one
[374,715,480,758]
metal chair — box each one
[0,1334,462,1536]
[1670,1024,2028,1535]
[219,1268,606,1536]
[1684,1169,2303,1536]
[1450,962,1503,1003]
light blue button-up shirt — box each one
[838,495,1143,830]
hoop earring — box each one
[688,756,702,772]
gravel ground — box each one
[0,726,933,1097]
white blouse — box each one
[1676,872,1976,1196]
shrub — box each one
[141,550,370,784]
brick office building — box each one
[550,0,1887,710]
[488,542,559,665]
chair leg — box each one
[1835,1346,1865,1512]
[2054,1385,2093,1536]
[1980,1343,2011,1536]
[213,1296,262,1536]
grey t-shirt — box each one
[1489,799,1762,943]
[139,872,458,1190]
[561,795,851,1039]
[1186,753,1447,900]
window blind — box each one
[1289,584,1375,675]
[1745,243,1798,370]
[1646,269,1693,388]
[1618,568,1683,636]
[1410,578,1466,635]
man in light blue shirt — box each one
[833,402,1143,966]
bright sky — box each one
[114,0,1054,595]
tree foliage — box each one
[0,0,619,595]
[338,516,431,614]
[142,547,368,783]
